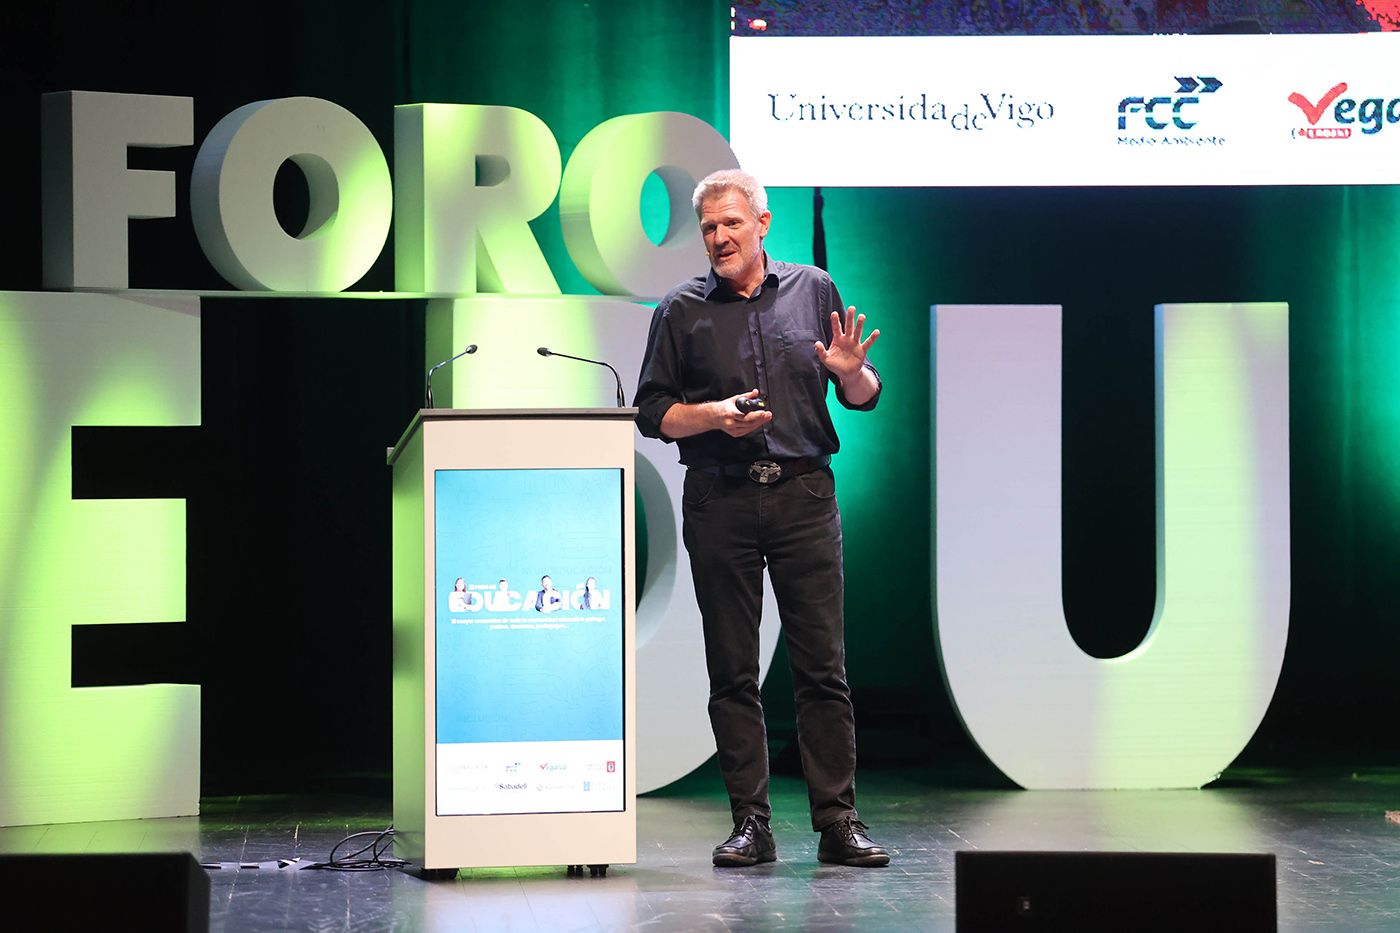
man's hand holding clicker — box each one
[713,389,773,437]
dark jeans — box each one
[681,465,858,831]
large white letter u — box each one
[933,303,1290,789]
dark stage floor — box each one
[3,764,1399,931]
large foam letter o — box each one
[560,112,739,301]
[191,97,392,291]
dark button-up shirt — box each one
[634,258,881,469]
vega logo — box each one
[1117,76,1225,147]
[1289,82,1400,139]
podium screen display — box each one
[433,467,625,816]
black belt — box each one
[692,455,830,485]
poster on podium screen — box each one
[432,466,625,817]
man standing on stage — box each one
[635,169,888,867]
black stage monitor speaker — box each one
[956,850,1276,932]
[0,851,209,932]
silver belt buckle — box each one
[748,460,782,484]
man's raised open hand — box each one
[815,306,880,382]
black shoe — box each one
[712,815,777,867]
[817,817,890,867]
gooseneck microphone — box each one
[424,344,477,408]
[537,347,626,407]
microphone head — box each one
[464,344,478,354]
[536,347,552,357]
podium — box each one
[387,408,638,875]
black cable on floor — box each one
[310,827,407,872]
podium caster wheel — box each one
[567,864,583,877]
[418,867,458,881]
[588,864,608,878]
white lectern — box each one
[388,408,638,877]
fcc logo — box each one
[1118,75,1223,131]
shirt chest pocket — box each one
[781,329,824,385]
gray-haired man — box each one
[635,169,888,867]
